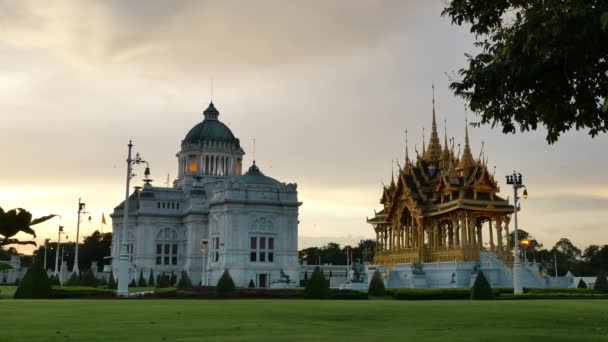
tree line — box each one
[510,230,608,277]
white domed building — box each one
[110,102,301,288]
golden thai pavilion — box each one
[368,97,515,270]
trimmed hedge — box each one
[81,269,98,287]
[470,271,493,300]
[177,271,193,290]
[66,272,81,286]
[52,286,114,299]
[14,260,52,299]
[156,275,170,289]
[594,272,607,293]
[368,270,386,297]
[216,269,236,295]
[330,290,368,300]
[392,289,471,300]
[499,293,608,300]
[304,267,329,299]
[148,270,155,287]
[138,269,147,287]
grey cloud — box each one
[1,0,417,70]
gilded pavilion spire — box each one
[441,119,451,169]
[424,84,442,163]
[422,127,426,156]
[405,129,411,165]
[390,160,396,189]
[457,117,476,174]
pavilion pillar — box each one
[496,218,503,251]
[448,223,454,247]
[476,220,483,248]
[453,217,460,246]
[504,220,511,251]
[463,216,472,247]
[488,219,495,251]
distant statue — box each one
[350,261,367,283]
[411,263,424,275]
[277,269,291,284]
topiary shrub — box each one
[81,269,98,287]
[108,271,117,289]
[137,269,147,287]
[594,271,607,293]
[470,271,493,300]
[98,274,108,287]
[169,272,177,286]
[577,279,588,289]
[177,270,193,290]
[148,270,155,287]
[248,279,255,288]
[304,267,329,299]
[14,277,20,286]
[14,260,52,299]
[49,274,61,286]
[216,269,236,295]
[66,272,80,286]
[129,278,136,287]
[156,275,170,289]
[368,270,386,297]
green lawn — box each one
[0,300,606,341]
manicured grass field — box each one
[0,300,607,341]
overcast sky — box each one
[1,0,607,253]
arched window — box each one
[126,231,135,263]
[156,228,178,265]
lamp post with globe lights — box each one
[506,171,528,295]
[117,141,151,297]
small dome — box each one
[235,162,282,186]
[183,102,239,145]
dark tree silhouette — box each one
[443,1,608,143]
[0,207,58,247]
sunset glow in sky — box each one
[2,0,607,253]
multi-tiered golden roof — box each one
[368,91,514,268]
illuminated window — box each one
[188,155,197,173]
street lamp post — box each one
[201,239,209,286]
[118,141,150,297]
[54,226,65,276]
[73,198,89,274]
[506,171,528,295]
[345,244,351,281]
[43,238,50,271]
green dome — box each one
[236,162,282,186]
[183,102,239,145]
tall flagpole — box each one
[73,198,85,274]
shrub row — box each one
[52,286,115,299]
[499,293,608,300]
[391,288,472,300]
